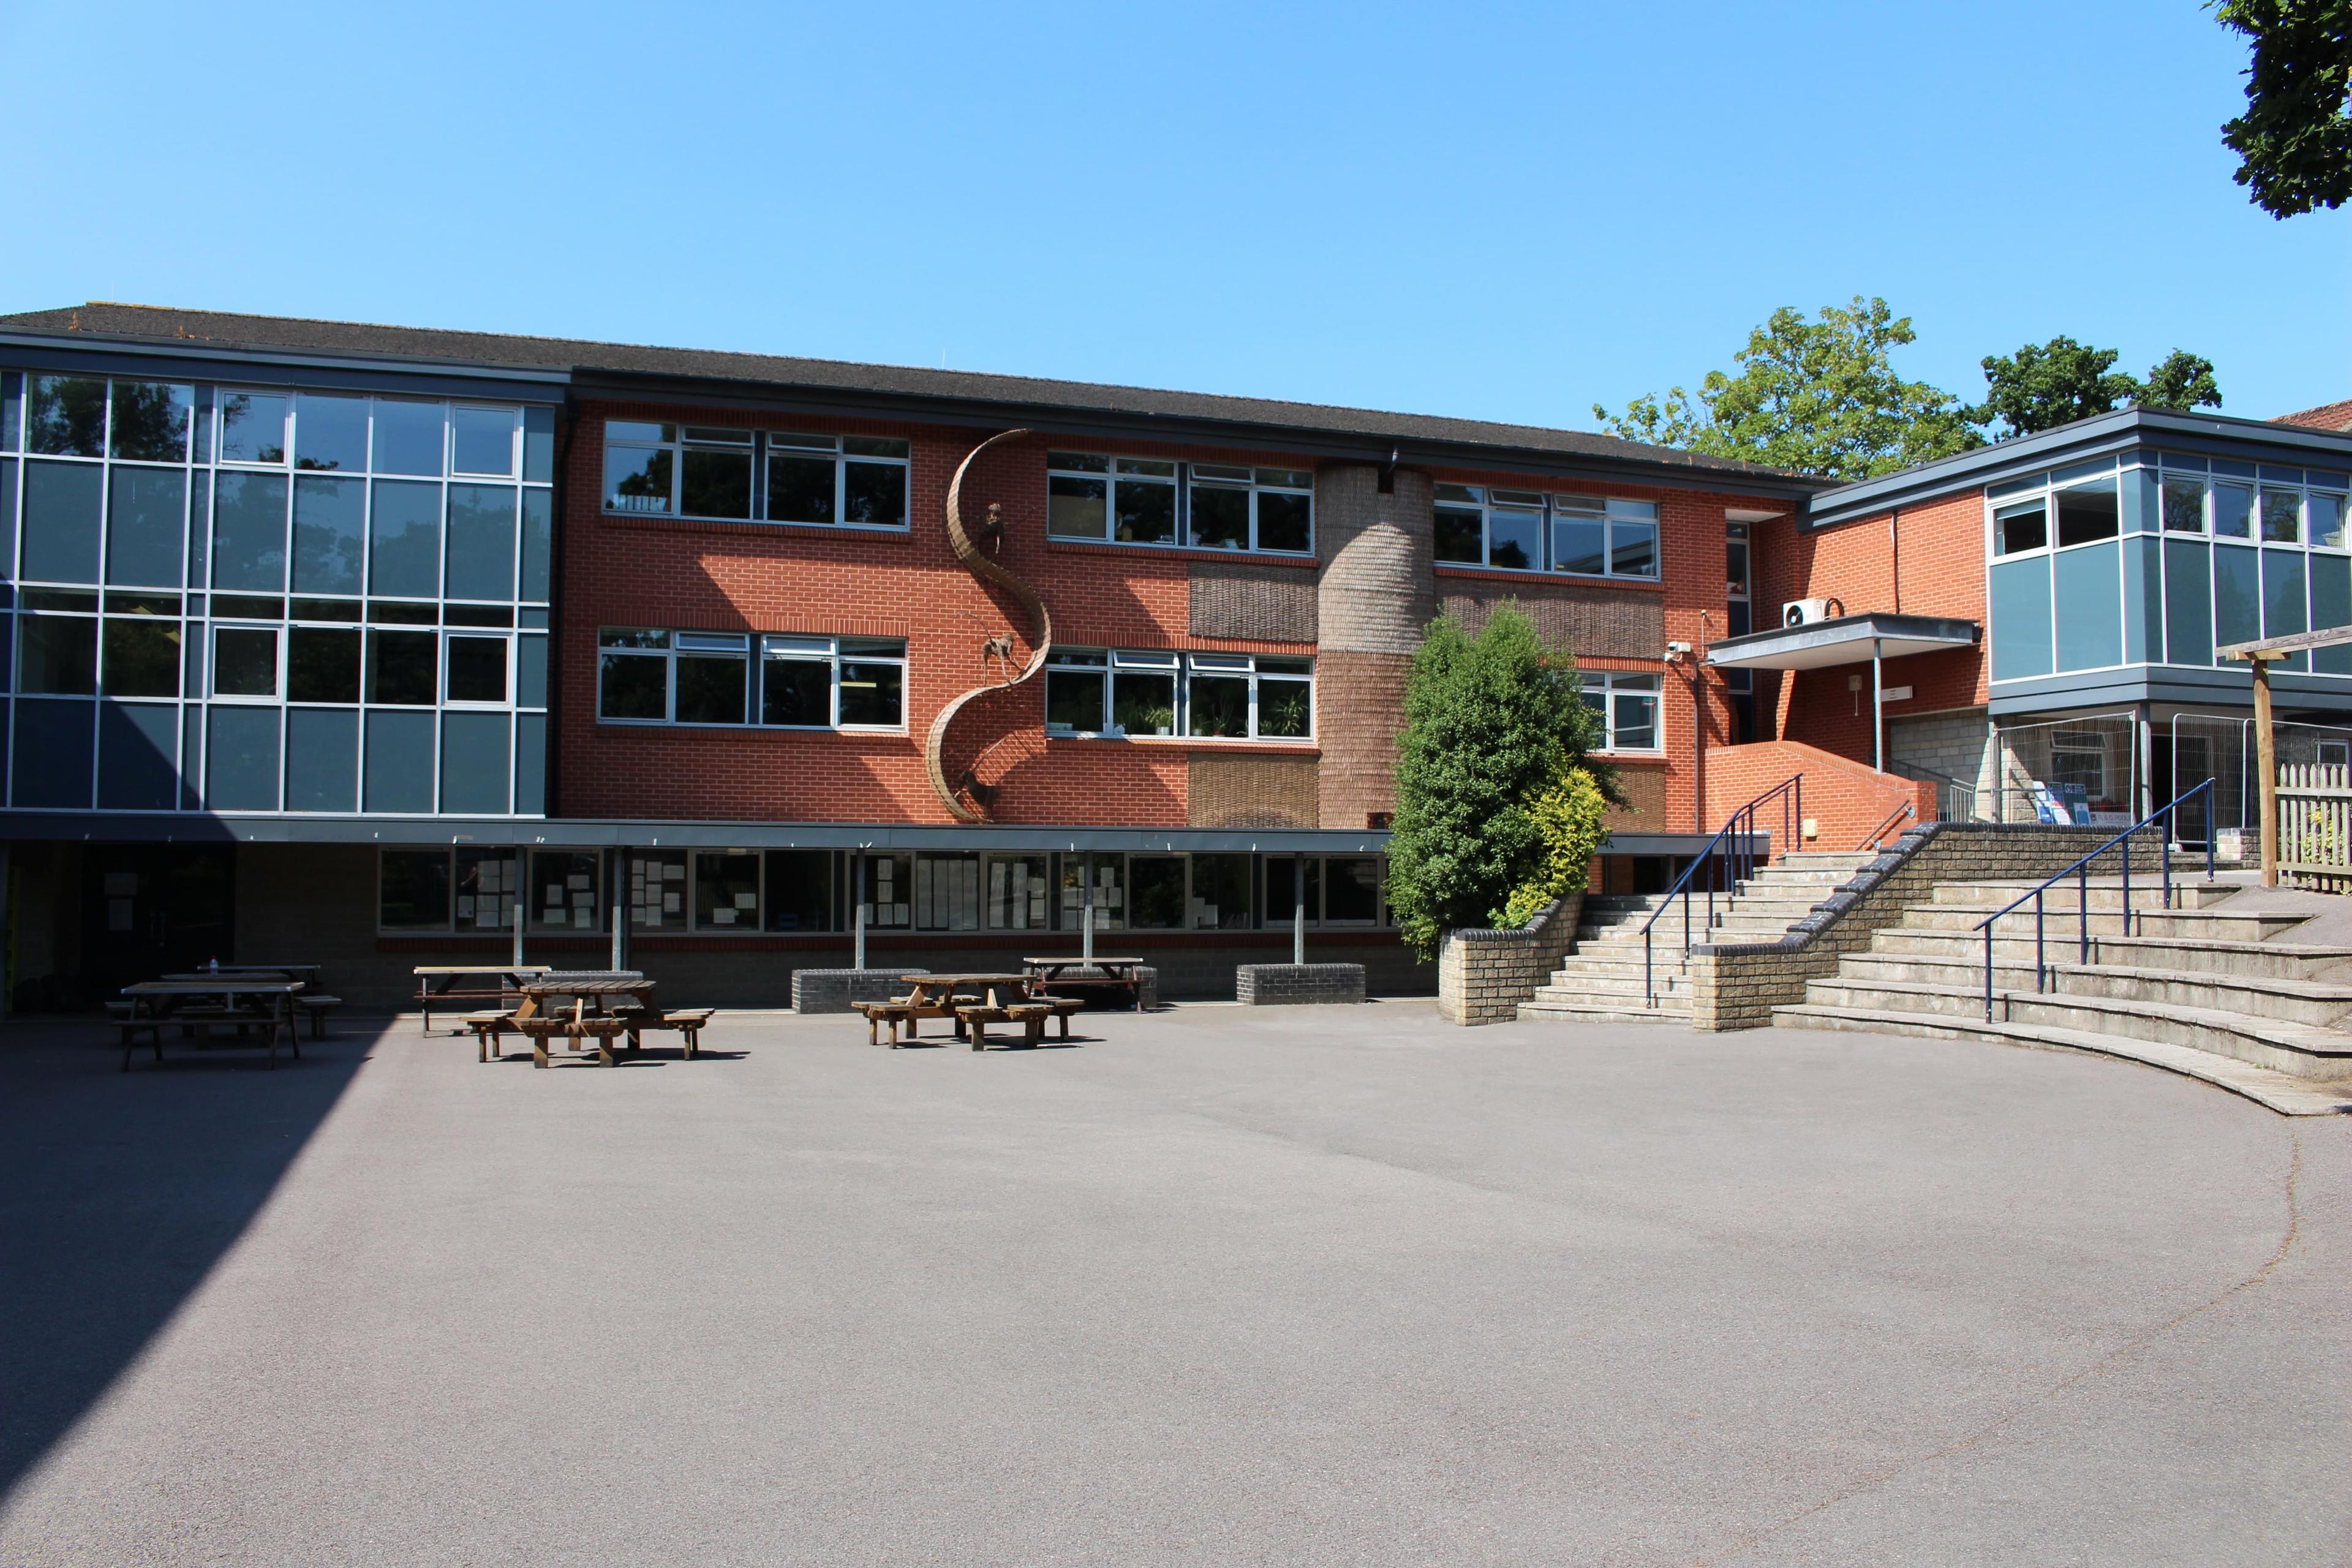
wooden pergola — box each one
[2218,624,2352,887]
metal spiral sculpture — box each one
[925,428,1051,823]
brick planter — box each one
[1435,893,1584,1025]
[791,968,930,1014]
[1236,963,1365,1005]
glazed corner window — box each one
[1434,486,1659,578]
[1047,649,1310,740]
[1048,451,1307,552]
[1581,671,1660,752]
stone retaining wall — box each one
[1236,963,1366,1005]
[1687,823,2170,1031]
[1434,892,1585,1025]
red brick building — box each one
[0,304,1825,1006]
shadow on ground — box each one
[0,1020,374,1496]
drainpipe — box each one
[1871,638,1884,772]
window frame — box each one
[598,421,913,532]
[597,627,908,731]
[1043,647,1314,742]
[1431,485,1662,580]
[1580,670,1664,753]
[1047,450,1314,557]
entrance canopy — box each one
[1706,612,1979,672]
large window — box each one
[1580,672,1661,752]
[378,847,1395,934]
[602,421,911,529]
[598,628,906,729]
[1434,485,1660,579]
[0,372,552,816]
[1045,649,1312,741]
[1047,451,1313,555]
[1988,451,2352,681]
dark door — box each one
[81,846,235,995]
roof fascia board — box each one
[570,368,1828,500]
[1806,408,2352,531]
[0,330,570,402]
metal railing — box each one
[1641,775,1801,1007]
[1975,779,2215,1022]
[1855,799,1918,852]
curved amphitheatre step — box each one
[1773,1003,2352,1117]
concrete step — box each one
[1893,905,2306,941]
[1771,1003,2352,1117]
[1520,996,1692,1024]
[2089,935,2352,981]
[1928,880,2238,912]
[1827,951,2352,1028]
[1795,977,2352,1082]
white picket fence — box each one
[2278,762,2352,894]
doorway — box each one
[79,845,236,997]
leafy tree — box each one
[2215,0,2352,218]
[1592,296,1983,481]
[1496,766,1613,929]
[1973,338,2224,438]
[1385,605,1616,957]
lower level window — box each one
[1581,672,1661,751]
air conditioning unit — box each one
[1783,597,1842,627]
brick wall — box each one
[1189,563,1317,643]
[1441,583,1665,660]
[1188,753,1319,828]
[1686,821,2168,1030]
[1236,963,1366,1005]
[1703,739,1937,856]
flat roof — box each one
[0,302,1830,497]
[1706,612,1980,671]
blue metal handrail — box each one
[1640,775,1802,1006]
[1976,778,2216,1022]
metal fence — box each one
[1992,712,2142,826]
[2170,715,2352,851]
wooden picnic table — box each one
[502,977,711,1068]
[413,965,552,1034]
[116,979,306,1071]
[1022,956,1148,1009]
[851,973,1082,1050]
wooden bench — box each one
[112,1003,165,1068]
[958,1002,1054,1050]
[295,994,341,1039]
[613,1006,716,1058]
[854,995,980,1047]
[466,1010,518,1061]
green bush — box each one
[1385,604,1616,956]
[1498,766,1613,929]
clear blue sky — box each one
[2,0,2342,431]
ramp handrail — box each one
[1640,776,1801,1007]
[1975,779,2216,1022]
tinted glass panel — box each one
[1191,488,1248,549]
[1113,478,1175,544]
[766,850,834,931]
[439,711,510,814]
[838,660,902,726]
[20,616,96,693]
[445,484,517,600]
[1434,507,1483,564]
[767,455,834,524]
[2164,538,2212,667]
[519,489,551,600]
[213,626,277,696]
[1326,858,1381,922]
[516,635,547,707]
[1610,521,1659,578]
[605,443,671,513]
[379,850,451,929]
[762,657,829,725]
[368,479,440,598]
[1191,853,1253,929]
[1048,475,1107,540]
[682,448,753,518]
[843,461,907,527]
[2212,484,2253,538]
[1988,556,2053,680]
[1996,499,2046,555]
[23,461,104,582]
[206,704,279,810]
[695,851,760,930]
[2055,481,2119,547]
[104,466,186,587]
[2261,488,2303,544]
[1128,856,1185,930]
[363,709,434,812]
[2162,478,2204,533]
[600,653,666,718]
[210,472,288,591]
[1553,518,1607,576]
[99,699,178,810]
[293,394,368,472]
[2313,554,2352,674]
[1046,668,1104,731]
[367,628,437,704]
[1259,678,1310,737]
[514,713,545,813]
[371,399,445,475]
[284,707,359,812]
[290,474,364,594]
[451,407,514,475]
[522,406,554,484]
[26,376,106,457]
[12,698,90,807]
[1111,671,1175,735]
[1612,687,1659,749]
[1257,492,1311,553]
[219,391,289,464]
[2053,541,2122,671]
[101,618,179,696]
[2263,547,2309,649]
[110,382,192,462]
[1487,510,1542,570]
[2212,545,2261,651]
[2312,492,2348,551]
[676,654,747,723]
[1188,674,1250,737]
[288,626,361,703]
[447,635,507,703]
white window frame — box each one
[598,421,913,531]
[595,627,907,730]
[1044,648,1313,741]
[1047,450,1314,556]
[1581,671,1662,753]
[1433,486,1661,579]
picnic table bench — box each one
[413,965,552,1033]
[1021,956,1148,1010]
[494,975,714,1068]
[159,971,343,1038]
[854,973,1086,1048]
[116,979,306,1071]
